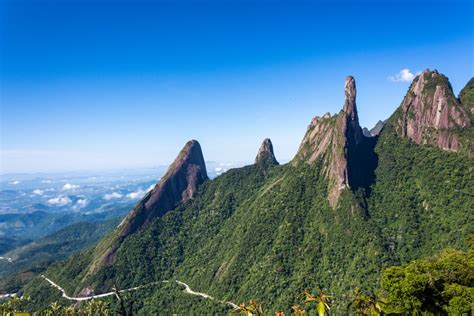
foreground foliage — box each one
[380,238,474,314]
[3,241,473,315]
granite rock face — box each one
[370,120,385,136]
[91,140,208,270]
[255,138,278,165]
[294,76,365,208]
[343,76,364,145]
[120,140,208,237]
[395,69,470,152]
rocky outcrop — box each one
[343,76,364,145]
[362,128,372,137]
[294,76,365,208]
[89,140,208,271]
[363,121,385,137]
[255,138,278,165]
[394,69,471,152]
[370,120,385,136]
[119,140,208,237]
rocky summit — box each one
[89,140,207,270]
[123,140,207,237]
[255,138,278,165]
[293,76,367,208]
[394,69,471,152]
[370,120,385,136]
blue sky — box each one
[1,0,473,173]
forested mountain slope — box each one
[21,71,473,313]
[0,218,121,294]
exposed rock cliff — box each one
[255,138,278,165]
[370,120,385,136]
[394,69,471,152]
[293,76,365,208]
[119,140,208,237]
[89,140,208,271]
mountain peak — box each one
[121,140,207,236]
[255,138,278,165]
[343,76,357,117]
[90,140,208,270]
[144,140,207,211]
[370,120,385,136]
[394,69,471,152]
[294,75,365,208]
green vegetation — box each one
[21,123,472,313]
[0,218,121,293]
[13,88,473,313]
[380,242,473,314]
[5,242,472,315]
[1,296,113,315]
[459,77,474,120]
[368,123,473,262]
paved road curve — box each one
[41,275,238,308]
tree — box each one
[380,242,473,314]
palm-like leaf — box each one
[291,304,306,315]
[233,300,264,316]
[303,290,331,316]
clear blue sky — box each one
[1,0,473,173]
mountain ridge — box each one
[19,70,473,313]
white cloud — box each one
[74,199,88,209]
[388,69,416,82]
[126,185,153,200]
[33,189,44,195]
[126,190,145,200]
[62,183,79,190]
[11,181,20,185]
[45,188,55,192]
[41,180,52,183]
[103,192,123,200]
[215,167,227,175]
[47,196,72,206]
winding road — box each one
[0,256,13,263]
[41,275,156,301]
[40,275,238,308]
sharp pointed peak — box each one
[255,138,278,165]
[343,75,358,118]
[123,139,208,233]
[88,139,208,272]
